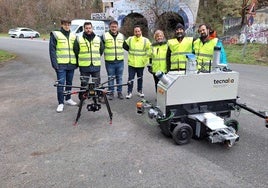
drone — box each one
[54,76,129,126]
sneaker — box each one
[118,92,124,100]
[65,99,77,106]
[138,91,144,98]
[126,92,132,99]
[56,104,64,113]
[107,93,114,100]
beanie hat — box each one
[175,23,185,30]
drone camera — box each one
[87,103,101,112]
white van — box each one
[70,19,105,37]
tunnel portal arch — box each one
[155,12,184,39]
[120,13,149,38]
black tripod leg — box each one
[103,92,113,124]
[74,97,85,126]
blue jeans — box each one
[127,65,144,94]
[56,69,75,104]
[105,61,124,93]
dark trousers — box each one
[127,65,144,94]
[56,69,75,104]
[105,60,124,93]
[153,74,160,92]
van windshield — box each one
[70,25,79,33]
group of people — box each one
[149,23,228,91]
[49,18,228,113]
[49,18,124,113]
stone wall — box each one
[105,0,200,33]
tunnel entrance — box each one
[155,12,184,39]
[120,13,149,38]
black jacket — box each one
[49,28,77,70]
[73,32,104,73]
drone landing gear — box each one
[73,90,113,126]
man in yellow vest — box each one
[73,22,104,101]
[167,23,194,71]
[123,25,151,99]
[193,24,228,71]
[101,20,125,100]
[49,18,78,113]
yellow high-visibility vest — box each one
[77,36,101,67]
[52,31,76,64]
[151,43,168,73]
[194,38,218,70]
[168,37,193,70]
[103,32,124,61]
[126,36,151,68]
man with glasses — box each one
[101,20,125,100]
[49,18,78,113]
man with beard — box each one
[73,22,104,102]
[123,25,151,99]
[193,24,227,71]
[167,23,194,71]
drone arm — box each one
[54,82,85,89]
[63,89,88,96]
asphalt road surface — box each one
[0,37,267,188]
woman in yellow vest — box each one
[193,24,228,72]
[148,30,168,92]
[73,22,104,101]
[49,18,78,113]
[123,25,151,99]
[167,23,194,71]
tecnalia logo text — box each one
[214,78,235,84]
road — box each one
[0,37,267,188]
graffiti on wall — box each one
[240,24,268,44]
[222,7,268,44]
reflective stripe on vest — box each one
[127,36,150,67]
[151,43,168,73]
[52,31,76,64]
[77,36,101,67]
[194,38,218,70]
[103,32,124,61]
[168,37,193,70]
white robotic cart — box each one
[137,54,268,147]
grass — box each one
[225,43,268,66]
[0,50,16,63]
[0,32,48,64]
